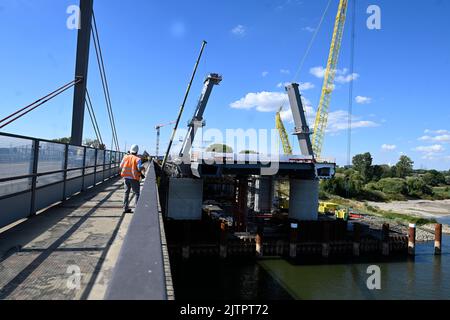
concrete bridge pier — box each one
[289,179,319,221]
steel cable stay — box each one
[91,11,120,152]
[85,88,104,147]
[0,78,82,130]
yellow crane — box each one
[312,0,348,159]
[275,107,293,155]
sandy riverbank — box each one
[363,199,450,241]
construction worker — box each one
[120,144,144,213]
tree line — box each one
[321,153,450,201]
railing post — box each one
[62,144,69,201]
[29,140,40,217]
[103,150,106,182]
[93,148,98,186]
[81,147,87,192]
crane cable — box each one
[346,0,356,198]
[292,0,334,83]
[277,0,333,150]
[0,78,82,130]
[91,11,120,152]
[85,88,104,147]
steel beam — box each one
[286,83,314,157]
[71,0,94,146]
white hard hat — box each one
[130,145,139,154]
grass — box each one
[433,186,450,200]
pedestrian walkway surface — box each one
[0,177,135,300]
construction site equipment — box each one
[275,107,293,155]
[312,0,348,158]
[179,73,223,161]
[319,202,339,215]
[162,40,207,171]
[155,120,176,158]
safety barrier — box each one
[0,132,125,229]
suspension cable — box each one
[86,89,104,147]
[292,0,334,82]
[91,11,120,152]
[0,78,82,130]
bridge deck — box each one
[0,177,135,300]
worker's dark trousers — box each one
[123,179,140,211]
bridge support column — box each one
[435,224,442,256]
[219,222,228,259]
[289,179,319,221]
[289,222,299,258]
[71,0,94,146]
[256,224,264,258]
[408,224,416,256]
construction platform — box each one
[0,177,134,300]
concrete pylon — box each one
[289,179,319,221]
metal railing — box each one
[0,132,125,229]
[105,162,171,300]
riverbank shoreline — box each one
[361,200,450,242]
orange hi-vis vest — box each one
[120,155,141,181]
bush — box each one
[407,177,434,198]
[376,178,408,195]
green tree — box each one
[352,152,373,182]
[407,177,433,197]
[422,170,446,187]
[240,150,258,154]
[52,137,71,144]
[395,155,414,178]
[84,139,106,150]
[371,164,392,181]
[376,178,408,195]
[206,144,233,153]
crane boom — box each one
[312,0,348,158]
[276,107,293,155]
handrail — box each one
[105,162,169,300]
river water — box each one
[172,233,450,300]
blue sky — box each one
[0,0,449,169]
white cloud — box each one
[230,91,287,112]
[310,66,359,83]
[335,73,359,84]
[414,145,445,153]
[276,82,315,91]
[302,26,315,33]
[326,111,378,133]
[424,129,449,135]
[231,25,246,36]
[382,144,397,151]
[355,96,372,104]
[230,91,378,134]
[310,66,326,78]
[280,69,290,75]
[419,135,450,143]
[262,71,269,77]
